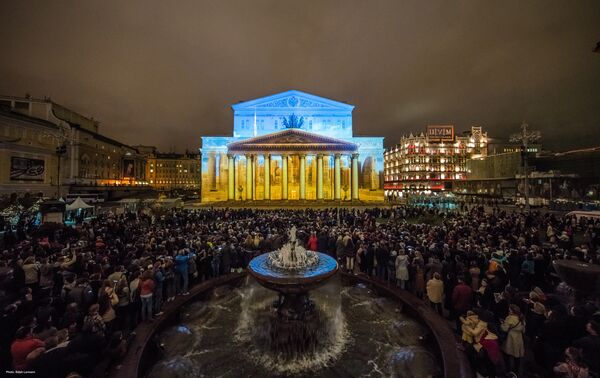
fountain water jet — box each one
[267,226,319,270]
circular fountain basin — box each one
[248,252,338,294]
[553,259,600,294]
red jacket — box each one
[480,332,502,365]
[451,282,473,313]
[11,337,44,369]
[307,236,318,251]
[140,278,155,296]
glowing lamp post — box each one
[55,144,67,198]
[42,125,71,199]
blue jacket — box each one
[154,269,165,289]
[175,253,195,273]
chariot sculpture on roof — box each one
[282,114,304,129]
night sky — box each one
[1,1,599,151]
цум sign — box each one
[427,125,454,142]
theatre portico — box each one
[200,90,384,203]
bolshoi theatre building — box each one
[200,90,384,202]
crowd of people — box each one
[0,205,599,378]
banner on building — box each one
[123,159,135,178]
[427,125,454,142]
[10,157,45,181]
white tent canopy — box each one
[66,197,94,211]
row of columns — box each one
[227,153,359,201]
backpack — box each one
[489,260,500,273]
[131,281,141,305]
[81,284,95,309]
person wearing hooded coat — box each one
[395,249,409,289]
[501,304,525,374]
[426,272,444,315]
[22,256,40,293]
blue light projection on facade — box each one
[200,90,384,202]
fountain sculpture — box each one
[247,226,338,355]
[267,226,320,271]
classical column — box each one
[282,155,288,200]
[351,153,359,200]
[334,153,341,200]
[251,155,256,200]
[208,153,217,191]
[264,154,270,200]
[299,154,306,200]
[316,154,324,200]
[227,154,235,200]
[245,154,252,200]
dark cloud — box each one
[1,0,599,151]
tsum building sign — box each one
[427,125,455,142]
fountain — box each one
[247,226,338,356]
[248,227,337,316]
[144,227,444,377]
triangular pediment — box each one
[227,129,357,153]
[231,90,354,111]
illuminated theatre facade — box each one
[200,90,384,202]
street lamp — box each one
[56,144,67,198]
[41,125,71,198]
[510,122,541,212]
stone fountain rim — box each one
[247,251,338,284]
[552,259,600,273]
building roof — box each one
[0,94,98,130]
[226,128,358,154]
[0,94,51,103]
[68,123,139,152]
[231,90,355,112]
[0,105,59,130]
[154,152,200,159]
[1,95,139,152]
[551,146,600,156]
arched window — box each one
[80,154,91,178]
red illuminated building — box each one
[384,126,487,199]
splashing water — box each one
[233,279,350,375]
